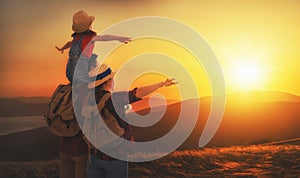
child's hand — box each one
[118,37,132,44]
[55,46,64,54]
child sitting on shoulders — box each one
[56,10,131,84]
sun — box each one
[230,61,265,90]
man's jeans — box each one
[86,154,128,178]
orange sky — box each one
[0,0,299,98]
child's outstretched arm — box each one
[55,41,73,54]
[92,35,131,44]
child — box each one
[56,10,131,83]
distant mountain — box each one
[0,91,299,148]
[0,96,50,103]
[199,90,300,103]
[1,91,298,117]
[131,97,179,112]
[0,97,49,117]
[0,96,179,117]
[227,90,300,102]
[130,91,300,148]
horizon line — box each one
[1,89,300,99]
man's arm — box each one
[135,78,177,98]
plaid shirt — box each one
[92,88,141,160]
[60,131,88,157]
[59,85,89,157]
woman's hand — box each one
[160,78,177,87]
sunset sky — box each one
[0,0,299,99]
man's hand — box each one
[161,78,177,87]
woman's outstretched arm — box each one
[135,78,177,98]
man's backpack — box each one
[44,84,80,137]
[81,92,125,151]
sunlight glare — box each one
[231,61,265,90]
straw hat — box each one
[88,64,115,89]
[72,10,95,33]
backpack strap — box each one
[96,92,111,112]
[81,92,111,118]
[84,92,111,165]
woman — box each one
[83,64,176,178]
